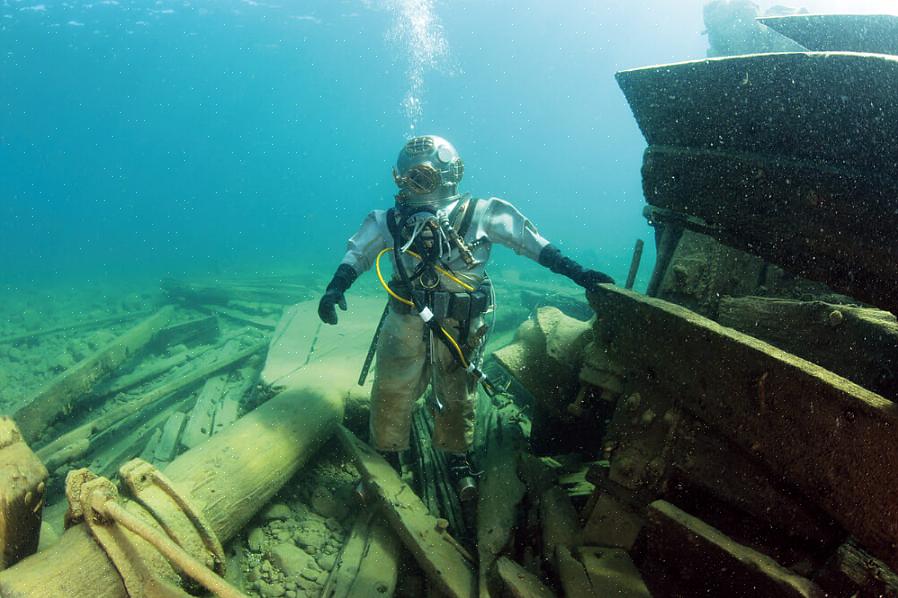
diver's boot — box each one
[446,453,479,502]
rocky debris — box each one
[230,441,356,597]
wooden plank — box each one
[818,541,898,598]
[148,314,220,351]
[35,337,267,469]
[478,406,526,597]
[261,296,386,390]
[0,310,152,347]
[641,145,898,315]
[336,426,476,598]
[540,486,578,568]
[321,511,400,598]
[494,556,555,598]
[0,418,47,570]
[13,306,175,443]
[588,284,898,569]
[153,411,187,463]
[758,14,898,55]
[180,376,227,450]
[200,305,277,330]
[616,52,898,174]
[718,296,898,399]
[578,547,651,598]
[644,500,823,597]
[665,414,840,548]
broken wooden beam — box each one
[337,426,476,598]
[0,418,47,571]
[13,306,175,443]
[36,337,267,471]
[0,310,152,347]
[643,500,823,597]
[161,278,310,306]
[588,284,898,570]
[148,314,220,351]
[0,380,345,598]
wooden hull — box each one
[759,14,898,56]
[616,52,898,313]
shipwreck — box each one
[1,11,898,598]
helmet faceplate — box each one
[393,135,464,206]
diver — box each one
[317,135,614,500]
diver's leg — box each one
[369,309,428,453]
[431,322,477,454]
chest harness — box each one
[362,198,497,398]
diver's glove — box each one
[538,245,615,289]
[318,264,358,325]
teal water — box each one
[0,0,886,289]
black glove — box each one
[538,245,615,289]
[318,264,358,325]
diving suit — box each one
[318,135,613,498]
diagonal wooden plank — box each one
[336,426,476,598]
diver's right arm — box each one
[318,210,389,325]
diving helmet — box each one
[393,135,465,206]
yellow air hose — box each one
[375,247,471,368]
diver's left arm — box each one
[484,198,615,288]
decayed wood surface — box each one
[321,511,400,598]
[13,306,175,444]
[477,404,525,597]
[0,418,47,571]
[36,337,267,470]
[0,382,344,598]
[644,500,822,598]
[717,296,898,399]
[588,284,898,570]
[337,426,476,598]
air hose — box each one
[375,245,497,395]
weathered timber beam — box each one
[643,500,822,597]
[478,406,526,598]
[12,306,175,444]
[337,426,476,598]
[0,310,152,347]
[495,556,555,598]
[321,511,400,598]
[717,296,898,399]
[665,414,841,549]
[588,284,898,569]
[0,418,47,571]
[0,381,345,598]
[148,314,220,351]
[36,338,267,469]
[641,145,898,314]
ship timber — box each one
[616,51,898,316]
[758,14,898,56]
